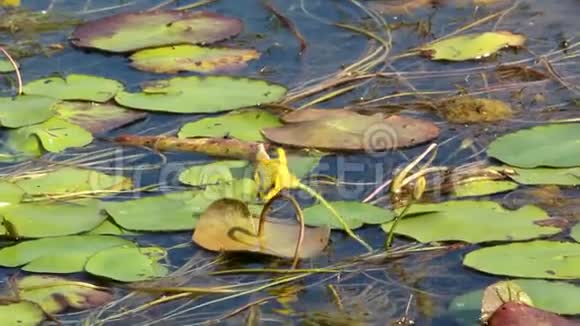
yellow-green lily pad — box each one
[24,74,123,102]
[0,95,56,128]
[15,117,93,153]
[303,201,395,229]
[453,179,518,197]
[0,59,15,73]
[507,167,580,186]
[85,246,168,282]
[0,301,46,326]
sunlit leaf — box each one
[488,123,580,168]
[303,201,395,229]
[14,117,93,153]
[193,198,330,259]
[178,109,282,141]
[463,240,580,279]
[24,74,123,102]
[130,45,260,74]
[17,275,113,314]
[115,76,287,114]
[421,31,525,61]
[0,95,56,128]
[382,200,560,243]
[2,200,107,238]
[85,246,168,282]
[0,301,45,326]
[452,179,518,197]
[72,11,242,53]
[0,181,24,208]
[0,235,133,273]
[54,101,146,133]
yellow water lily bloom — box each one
[254,145,300,201]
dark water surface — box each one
[1,0,579,325]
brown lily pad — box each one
[71,11,242,53]
[54,101,146,133]
[489,302,580,326]
[192,199,330,259]
[263,112,439,152]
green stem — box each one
[297,183,373,252]
[385,204,412,249]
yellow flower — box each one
[254,145,300,201]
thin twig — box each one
[0,46,22,95]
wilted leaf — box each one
[14,167,132,197]
[303,201,395,229]
[14,117,93,153]
[72,11,242,53]
[115,76,287,114]
[193,198,330,259]
[178,109,282,141]
[463,240,580,279]
[17,275,113,314]
[54,101,146,133]
[488,123,580,168]
[507,167,580,186]
[130,45,260,74]
[481,281,533,322]
[440,96,513,123]
[453,179,518,197]
[382,200,560,243]
[0,301,45,326]
[2,200,107,238]
[24,74,123,102]
[0,235,133,273]
[85,246,168,282]
[488,302,579,326]
[421,31,525,61]
[263,113,439,151]
[0,95,55,128]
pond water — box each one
[0,0,579,325]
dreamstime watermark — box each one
[362,121,400,157]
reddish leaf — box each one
[489,302,580,326]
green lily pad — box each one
[0,181,24,207]
[2,200,107,238]
[54,101,147,133]
[571,224,580,243]
[24,74,123,102]
[88,219,134,236]
[507,167,580,186]
[287,153,323,179]
[130,45,260,74]
[0,301,46,326]
[85,246,168,282]
[0,235,133,273]
[179,160,250,187]
[114,76,287,114]
[463,240,580,279]
[203,178,258,204]
[0,95,56,128]
[14,167,132,197]
[453,180,518,197]
[303,201,395,229]
[0,128,43,162]
[104,192,202,231]
[0,59,15,73]
[262,113,439,151]
[14,117,93,153]
[487,123,580,168]
[17,275,113,314]
[178,109,282,141]
[420,31,526,61]
[382,200,560,243]
[450,279,580,316]
[71,11,242,53]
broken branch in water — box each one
[114,135,269,161]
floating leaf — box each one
[263,113,439,151]
[487,123,580,168]
[507,167,580,186]
[202,178,258,204]
[0,59,15,73]
[178,109,282,141]
[303,201,395,229]
[14,167,132,197]
[453,179,518,197]
[420,31,525,61]
[440,97,513,123]
[72,11,242,53]
[481,281,534,322]
[115,76,287,114]
[0,235,133,273]
[287,153,323,179]
[0,128,43,161]
[0,301,45,326]
[463,240,580,279]
[2,200,107,238]
[15,117,93,153]
[17,275,113,314]
[382,200,560,243]
[54,101,146,133]
[178,160,249,187]
[130,45,260,74]
[104,192,202,231]
[24,74,123,102]
[0,181,24,208]
[0,95,55,128]
[450,279,580,317]
[85,246,168,282]
[193,199,330,259]
[88,219,134,236]
[488,302,579,326]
